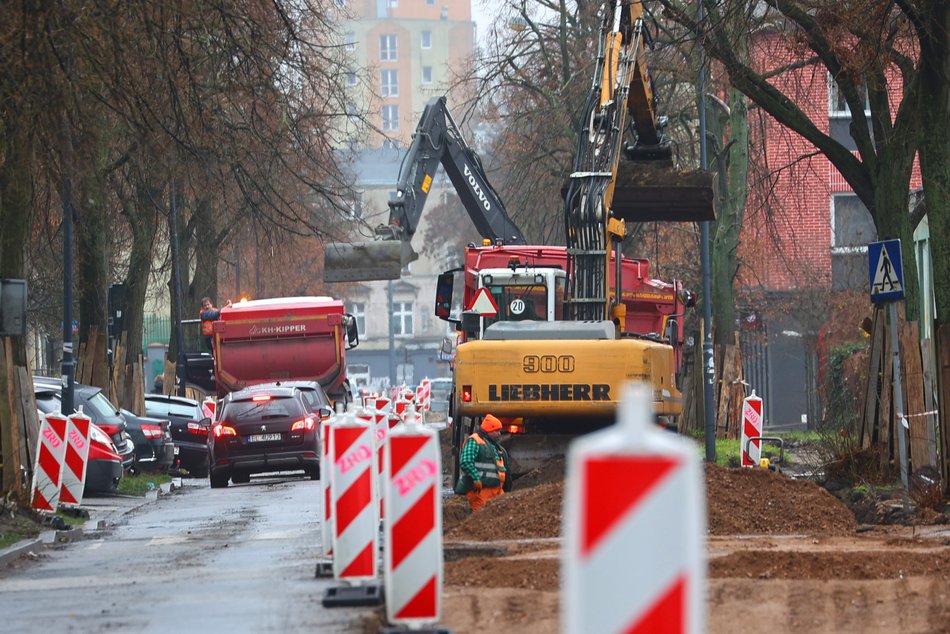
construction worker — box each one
[199,296,231,350]
[455,414,511,511]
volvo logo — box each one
[463,164,492,212]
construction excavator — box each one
[323,0,716,478]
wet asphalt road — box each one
[0,475,369,633]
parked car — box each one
[143,395,211,477]
[209,385,330,488]
[33,376,136,472]
[428,377,453,419]
[119,408,176,474]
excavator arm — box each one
[325,97,525,282]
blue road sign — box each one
[868,239,904,303]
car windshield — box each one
[223,396,305,422]
[87,392,119,418]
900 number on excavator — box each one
[523,355,575,373]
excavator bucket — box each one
[611,159,718,222]
[323,240,419,282]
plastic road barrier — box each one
[416,378,431,413]
[383,415,443,626]
[740,390,764,467]
[59,412,93,506]
[562,383,706,634]
[329,412,378,581]
[30,413,69,512]
[319,415,335,559]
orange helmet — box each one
[480,414,502,433]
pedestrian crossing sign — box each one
[868,239,904,303]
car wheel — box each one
[231,472,250,484]
[308,467,320,481]
[210,472,229,488]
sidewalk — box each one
[0,478,181,568]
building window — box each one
[420,30,432,49]
[347,191,364,218]
[421,66,432,85]
[828,76,870,118]
[381,69,399,97]
[382,104,399,131]
[831,193,877,291]
[344,31,356,51]
[335,0,346,7]
[350,303,366,337]
[346,70,357,86]
[392,302,414,336]
[345,101,357,116]
[387,0,398,7]
[380,34,397,61]
[426,0,434,5]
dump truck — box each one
[205,297,359,408]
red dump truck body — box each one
[211,297,354,404]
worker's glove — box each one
[473,481,483,492]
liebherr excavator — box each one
[324,0,715,476]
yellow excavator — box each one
[448,0,716,475]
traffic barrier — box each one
[323,410,382,607]
[382,412,444,629]
[59,412,93,506]
[740,390,764,467]
[562,383,706,634]
[30,413,69,513]
[415,378,431,413]
[315,413,335,578]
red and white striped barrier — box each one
[383,416,442,626]
[562,383,706,634]
[329,412,378,581]
[59,412,93,506]
[415,378,431,413]
[318,415,335,559]
[30,413,69,512]
[740,390,764,467]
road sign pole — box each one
[889,302,910,511]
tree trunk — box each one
[75,160,112,395]
[0,119,33,498]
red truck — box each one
[206,296,358,407]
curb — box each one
[0,537,45,567]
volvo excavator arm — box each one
[325,97,525,282]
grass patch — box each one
[0,515,44,549]
[117,473,173,497]
[701,438,782,468]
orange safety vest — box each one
[467,433,507,487]
[200,311,214,336]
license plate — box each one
[174,446,180,455]
[248,433,281,443]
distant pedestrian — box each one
[151,374,164,395]
[455,414,511,511]
[199,296,231,350]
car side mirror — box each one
[344,314,359,349]
[435,271,455,319]
[461,310,480,339]
[200,417,211,427]
[317,406,333,421]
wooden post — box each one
[860,308,885,448]
[900,321,930,470]
[920,338,939,466]
[936,324,950,494]
[1,338,22,497]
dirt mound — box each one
[446,482,563,541]
[711,548,950,580]
[514,457,565,489]
[706,464,856,536]
[445,556,560,590]
[443,461,855,540]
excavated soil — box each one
[445,462,855,543]
[438,460,950,633]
